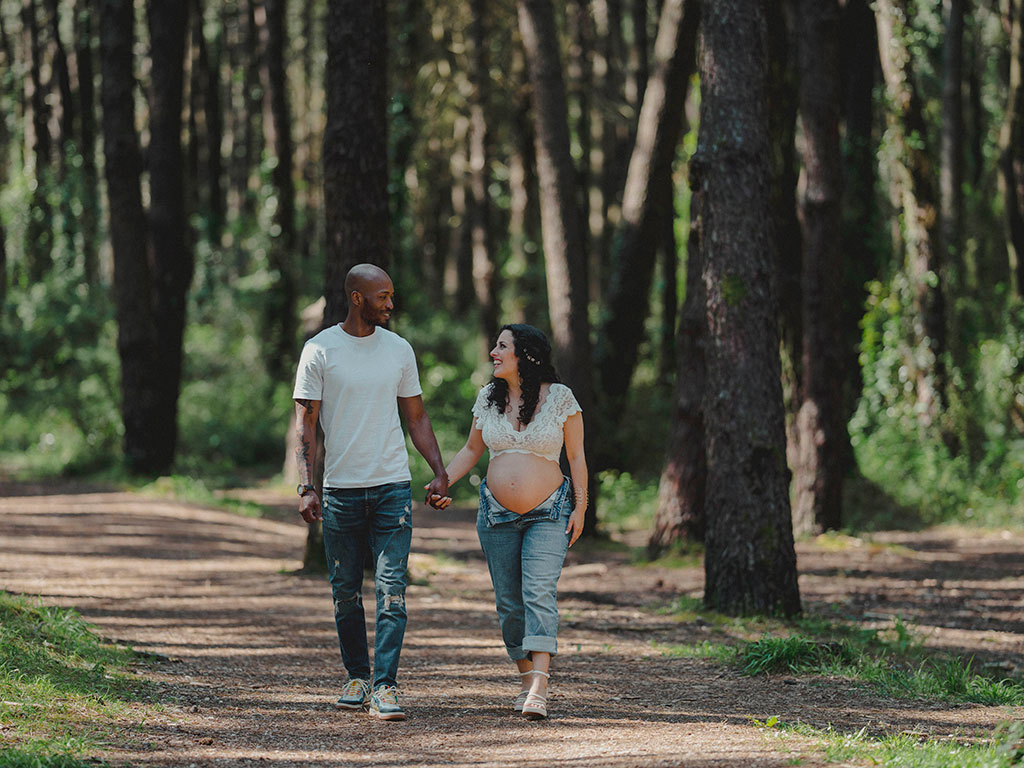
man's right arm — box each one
[295,398,322,523]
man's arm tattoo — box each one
[296,398,314,414]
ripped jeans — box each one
[322,481,412,689]
[477,477,572,659]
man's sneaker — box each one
[335,678,370,710]
[369,685,406,720]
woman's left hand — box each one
[565,507,585,547]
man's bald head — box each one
[345,263,392,296]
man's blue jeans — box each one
[476,477,571,660]
[322,481,412,689]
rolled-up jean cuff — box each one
[523,634,558,655]
[507,646,530,661]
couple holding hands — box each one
[293,264,587,722]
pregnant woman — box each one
[438,323,587,720]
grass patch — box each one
[0,591,154,765]
[739,618,1024,706]
[136,474,278,518]
[757,718,1024,768]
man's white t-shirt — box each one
[293,325,422,489]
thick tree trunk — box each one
[940,0,965,287]
[258,0,298,377]
[322,0,389,327]
[516,0,598,534]
[791,0,845,536]
[657,169,678,382]
[696,0,800,617]
[469,0,499,346]
[876,0,948,426]
[147,0,192,472]
[648,201,705,556]
[597,0,697,412]
[1001,0,1024,297]
[100,0,161,472]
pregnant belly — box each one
[486,452,565,514]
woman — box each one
[435,324,587,720]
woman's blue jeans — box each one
[321,481,412,689]
[476,477,571,660]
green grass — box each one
[757,718,1024,768]
[0,591,155,766]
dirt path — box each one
[2,482,1022,767]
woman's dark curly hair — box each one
[486,324,561,426]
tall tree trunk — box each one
[258,0,298,378]
[764,0,802,476]
[75,0,100,285]
[876,0,948,427]
[940,0,966,289]
[791,0,844,536]
[567,0,593,280]
[469,0,499,347]
[657,168,678,382]
[23,0,52,282]
[43,0,76,269]
[100,0,160,472]
[838,0,879,473]
[648,200,705,556]
[516,0,598,534]
[147,0,191,472]
[448,114,474,312]
[322,0,389,327]
[596,0,698,413]
[696,0,800,617]
[1001,0,1024,297]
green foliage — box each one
[0,591,151,765]
[852,277,1024,527]
[596,470,660,533]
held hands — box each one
[298,491,322,524]
[424,474,452,510]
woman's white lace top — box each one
[472,382,582,463]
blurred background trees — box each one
[1,0,1023,611]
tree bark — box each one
[791,0,845,536]
[648,199,705,556]
[516,0,598,534]
[100,0,161,472]
[838,0,879,472]
[322,0,389,326]
[1001,0,1024,297]
[696,0,800,617]
[258,0,298,377]
[469,0,499,346]
[596,0,698,412]
[22,0,52,282]
[74,0,100,285]
[146,0,192,472]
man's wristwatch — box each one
[297,483,316,497]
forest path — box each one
[1,481,1022,767]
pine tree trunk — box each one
[1001,0,1024,297]
[516,0,598,534]
[100,0,161,472]
[146,0,191,472]
[258,0,298,377]
[791,0,844,536]
[75,0,100,284]
[469,0,499,347]
[22,0,52,282]
[696,0,800,617]
[322,0,389,327]
[597,0,697,414]
[838,0,879,473]
[648,201,705,556]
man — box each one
[293,263,449,721]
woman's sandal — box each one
[513,670,533,712]
[521,670,549,720]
